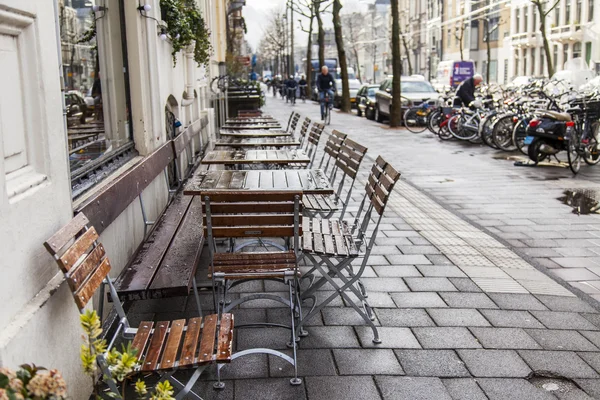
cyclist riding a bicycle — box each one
[455,73,483,109]
[286,75,298,103]
[298,75,307,100]
[316,66,336,120]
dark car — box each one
[374,76,440,123]
[65,92,88,126]
[356,84,379,118]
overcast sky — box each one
[244,0,369,52]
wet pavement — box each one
[126,93,600,399]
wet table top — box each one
[225,117,277,123]
[202,149,310,166]
[219,129,290,137]
[184,169,333,195]
[213,137,301,148]
[220,123,282,130]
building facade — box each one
[0,0,231,397]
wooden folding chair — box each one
[286,112,301,134]
[43,214,234,399]
[303,137,368,219]
[297,117,311,147]
[299,156,400,344]
[318,129,347,175]
[203,191,303,385]
[303,122,325,167]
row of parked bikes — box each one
[404,79,600,174]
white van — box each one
[432,60,475,91]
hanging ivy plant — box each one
[160,0,213,68]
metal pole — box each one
[290,0,294,76]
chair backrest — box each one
[365,156,401,216]
[306,123,325,161]
[319,130,348,175]
[202,191,303,239]
[288,112,301,133]
[298,117,311,144]
[334,137,368,181]
[44,213,111,310]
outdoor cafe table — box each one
[220,122,282,130]
[184,169,333,195]
[219,129,291,138]
[213,137,301,148]
[225,117,277,123]
[201,149,310,167]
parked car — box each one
[84,88,95,111]
[65,91,88,126]
[333,78,362,108]
[356,84,378,118]
[374,76,441,123]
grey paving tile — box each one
[299,326,361,349]
[582,313,600,329]
[391,292,448,308]
[405,277,458,292]
[442,378,487,400]
[577,352,600,375]
[267,308,323,326]
[535,296,597,313]
[413,327,482,349]
[269,349,336,377]
[234,378,306,400]
[220,353,269,379]
[321,308,381,326]
[426,254,454,265]
[579,331,600,349]
[551,268,600,282]
[457,349,532,377]
[375,308,435,327]
[409,236,434,246]
[470,327,542,349]
[376,237,412,246]
[478,378,557,399]
[395,350,470,377]
[448,278,483,292]
[575,379,600,398]
[370,245,402,255]
[305,376,381,400]
[528,376,592,399]
[360,277,410,292]
[373,265,422,277]
[519,350,600,379]
[344,291,397,308]
[521,239,560,248]
[525,329,598,351]
[355,326,421,349]
[534,258,565,270]
[386,254,432,265]
[333,349,404,375]
[530,311,599,331]
[416,265,467,277]
[439,292,498,308]
[384,230,422,238]
[427,308,491,327]
[552,258,600,269]
[480,309,546,328]
[376,376,452,400]
[398,245,442,255]
[236,327,292,350]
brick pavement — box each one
[125,96,600,399]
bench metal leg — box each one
[192,277,203,317]
[138,194,154,237]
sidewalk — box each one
[127,98,600,399]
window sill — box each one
[6,166,48,203]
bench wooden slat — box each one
[131,321,154,361]
[313,233,325,254]
[142,321,170,371]
[68,243,105,291]
[114,194,193,300]
[303,232,313,252]
[333,233,347,256]
[44,213,89,254]
[149,197,204,296]
[217,314,234,362]
[179,317,202,367]
[74,257,111,309]
[208,226,295,238]
[160,319,185,369]
[204,214,295,227]
[198,315,218,364]
[59,227,98,272]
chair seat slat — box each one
[217,314,234,362]
[198,315,218,364]
[131,321,154,361]
[44,213,89,254]
[67,243,105,292]
[142,321,170,371]
[179,317,202,367]
[160,319,186,369]
[74,257,111,309]
[60,227,99,272]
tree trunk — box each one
[485,20,491,82]
[536,2,554,77]
[390,0,402,127]
[459,26,464,60]
[400,31,413,75]
[315,1,325,68]
[306,12,314,90]
[353,46,361,81]
[333,0,351,112]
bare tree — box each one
[399,26,413,75]
[333,0,351,112]
[257,11,287,76]
[341,13,363,81]
[314,0,326,67]
[390,0,402,127]
[294,0,316,91]
[531,0,560,77]
[453,19,467,60]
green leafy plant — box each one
[159,0,213,67]
[80,310,174,399]
[0,364,67,399]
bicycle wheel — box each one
[325,106,331,125]
[568,130,582,174]
[427,109,443,134]
[450,115,478,141]
[585,122,600,165]
[404,108,428,133]
[512,119,529,155]
[480,114,499,149]
[493,114,517,151]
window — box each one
[576,0,582,23]
[515,9,520,33]
[533,8,537,31]
[553,45,558,67]
[564,44,569,65]
[540,49,545,75]
[589,0,594,22]
[573,42,582,58]
[504,59,508,83]
[487,4,500,41]
[531,49,536,75]
[523,49,528,75]
[401,81,436,93]
[586,41,592,65]
[514,52,520,75]
[489,60,498,82]
[470,20,479,50]
[566,1,571,24]
[554,7,560,26]
[59,1,134,198]
[523,7,528,32]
